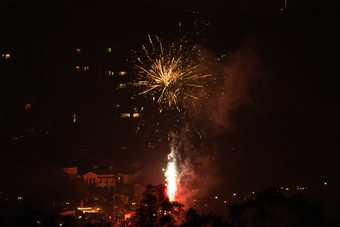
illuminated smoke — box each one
[191,42,261,137]
[163,130,221,208]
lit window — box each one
[25,103,31,110]
[72,113,77,123]
[107,48,112,53]
[133,113,141,118]
[105,71,114,76]
[76,48,81,53]
[118,71,127,76]
[119,83,126,89]
[1,53,10,59]
[75,66,80,70]
[120,113,130,118]
[84,66,89,71]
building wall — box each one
[83,171,116,189]
[62,167,78,175]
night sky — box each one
[1,0,339,219]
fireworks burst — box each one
[134,18,213,202]
[135,35,209,112]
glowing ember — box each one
[165,148,178,201]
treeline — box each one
[136,185,340,227]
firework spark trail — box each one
[135,35,209,112]
[135,34,211,202]
[165,146,178,201]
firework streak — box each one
[135,35,209,112]
[165,145,178,201]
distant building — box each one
[69,45,145,134]
[60,209,76,216]
[0,42,146,147]
[61,166,137,191]
[62,167,79,178]
[83,171,116,190]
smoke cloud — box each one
[194,40,264,136]
[172,40,266,210]
[168,130,220,209]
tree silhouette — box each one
[228,188,332,227]
[181,208,230,227]
[136,184,184,226]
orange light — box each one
[120,113,130,118]
[119,83,126,88]
[132,113,141,118]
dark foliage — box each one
[181,208,230,227]
[0,165,87,226]
[136,184,184,226]
[228,188,338,227]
